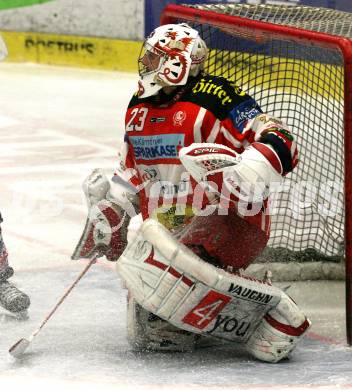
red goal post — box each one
[160,3,352,345]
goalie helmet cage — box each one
[160,4,352,345]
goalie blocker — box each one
[71,169,139,261]
[117,219,311,363]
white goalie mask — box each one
[138,23,208,98]
[0,35,8,61]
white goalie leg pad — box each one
[126,294,197,352]
[245,293,311,363]
[117,219,290,351]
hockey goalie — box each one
[72,23,310,363]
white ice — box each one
[0,63,351,390]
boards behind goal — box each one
[160,3,352,345]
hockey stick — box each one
[8,253,99,358]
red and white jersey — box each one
[116,74,298,230]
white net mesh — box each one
[172,4,349,280]
[192,4,352,37]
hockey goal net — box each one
[161,4,352,343]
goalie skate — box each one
[127,294,197,352]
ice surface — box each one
[0,63,351,390]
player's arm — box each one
[221,114,296,202]
[241,112,298,175]
[208,77,299,178]
[225,84,297,175]
[221,112,298,203]
[110,134,141,212]
[199,81,297,201]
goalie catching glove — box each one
[72,169,139,261]
[117,218,311,363]
[179,142,283,204]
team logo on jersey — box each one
[230,100,261,133]
[173,110,186,126]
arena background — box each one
[0,0,350,71]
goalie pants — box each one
[178,209,269,270]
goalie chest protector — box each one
[125,74,262,160]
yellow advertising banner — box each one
[0,30,140,72]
